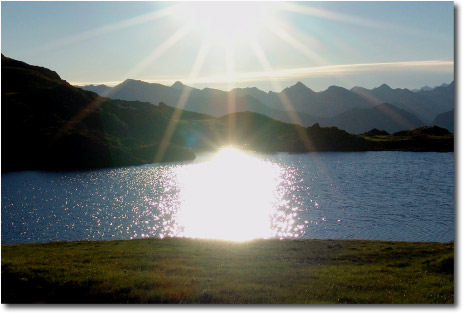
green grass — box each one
[1,238,453,304]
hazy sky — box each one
[1,1,454,91]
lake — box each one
[1,149,454,244]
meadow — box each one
[1,238,453,303]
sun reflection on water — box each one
[173,147,298,241]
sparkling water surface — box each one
[1,150,454,244]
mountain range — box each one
[2,55,453,172]
[81,79,454,134]
[412,83,450,92]
[0,55,371,171]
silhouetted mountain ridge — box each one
[82,84,112,96]
[81,79,453,133]
[412,82,450,92]
[2,55,452,172]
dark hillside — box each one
[2,56,453,172]
[1,55,197,172]
[362,126,453,152]
[176,111,373,153]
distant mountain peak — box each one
[326,85,347,92]
[420,85,433,91]
[294,81,306,88]
[244,86,261,92]
[350,86,368,92]
[123,78,138,83]
[285,81,313,93]
[413,82,453,93]
[119,79,142,86]
[171,81,185,89]
[375,83,392,91]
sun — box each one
[172,2,278,45]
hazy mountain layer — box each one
[316,103,426,134]
[88,79,273,118]
[81,79,453,133]
[351,83,454,123]
[433,110,454,132]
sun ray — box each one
[276,2,426,72]
[266,20,357,89]
[225,43,237,144]
[264,5,377,91]
[154,39,211,162]
[280,2,396,31]
[52,96,106,143]
[247,39,319,153]
[29,5,178,55]
[247,39,352,212]
[279,2,446,41]
[266,21,326,67]
[124,24,191,80]
[245,38,346,205]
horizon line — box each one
[71,60,454,91]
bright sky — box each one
[1,1,454,92]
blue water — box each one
[1,151,454,244]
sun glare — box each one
[173,2,278,44]
[174,147,285,241]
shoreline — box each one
[1,236,455,246]
[1,146,455,174]
[2,237,454,304]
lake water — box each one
[1,149,454,244]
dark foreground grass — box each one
[1,238,453,304]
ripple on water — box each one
[1,151,454,244]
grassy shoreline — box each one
[1,238,454,304]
